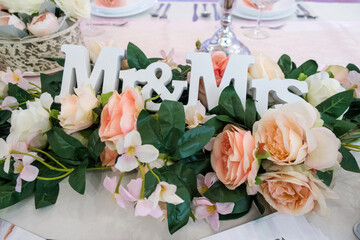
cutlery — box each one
[297,4,317,19]
[201,3,211,18]
[240,23,286,30]
[212,3,220,21]
[295,9,305,18]
[160,3,171,19]
[87,21,128,27]
[193,3,199,22]
[150,3,164,17]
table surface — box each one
[1,1,360,240]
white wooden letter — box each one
[186,52,254,110]
[56,45,125,102]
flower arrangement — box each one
[0,42,359,235]
[0,0,90,39]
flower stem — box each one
[144,94,161,110]
[138,160,145,199]
[9,150,72,172]
[86,166,112,171]
[146,163,160,183]
[7,101,27,108]
[29,147,67,169]
[115,172,125,194]
[37,169,74,181]
[28,82,42,90]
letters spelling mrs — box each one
[56,45,308,116]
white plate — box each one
[233,0,296,20]
[93,0,144,14]
[233,4,296,20]
[91,0,154,17]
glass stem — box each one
[255,6,265,34]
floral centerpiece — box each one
[0,0,90,74]
[0,42,359,235]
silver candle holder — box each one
[201,0,250,56]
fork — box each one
[160,3,171,19]
[150,3,164,17]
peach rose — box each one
[211,124,258,190]
[27,12,59,37]
[99,87,143,144]
[258,165,338,216]
[249,52,285,80]
[59,84,99,134]
[253,101,341,170]
[0,13,25,30]
[100,146,118,167]
[324,65,349,85]
[211,51,229,86]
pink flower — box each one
[345,71,360,97]
[100,146,118,167]
[95,0,126,7]
[14,155,39,192]
[159,48,179,70]
[258,165,338,216]
[211,51,229,87]
[197,172,218,195]
[88,39,117,63]
[0,96,18,111]
[211,124,258,190]
[148,181,184,206]
[192,197,234,231]
[99,87,143,145]
[0,13,25,30]
[27,12,59,37]
[324,65,349,85]
[58,84,99,134]
[249,52,285,80]
[253,101,341,170]
[114,131,159,172]
[3,67,32,90]
[0,134,28,173]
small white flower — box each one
[115,131,159,172]
[0,134,28,173]
[185,100,214,129]
[149,181,184,206]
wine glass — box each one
[82,0,105,37]
[200,0,250,56]
[243,0,279,39]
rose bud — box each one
[0,13,26,30]
[27,12,59,37]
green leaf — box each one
[144,168,162,198]
[69,159,89,194]
[178,153,212,175]
[344,98,360,122]
[166,164,198,198]
[164,174,191,235]
[253,195,265,214]
[44,58,65,67]
[216,115,237,124]
[158,100,185,151]
[277,54,292,76]
[288,60,318,79]
[244,98,257,129]
[87,128,105,161]
[35,177,61,209]
[174,126,215,159]
[0,162,15,180]
[0,181,35,209]
[46,127,86,160]
[215,86,245,123]
[339,146,360,173]
[126,42,150,70]
[332,120,356,137]
[204,116,226,134]
[316,90,354,120]
[7,83,32,107]
[219,210,250,220]
[40,71,63,98]
[255,176,263,185]
[347,63,360,73]
[203,181,246,203]
[0,110,12,125]
[50,109,60,120]
[137,110,164,151]
[316,170,333,186]
[100,92,113,106]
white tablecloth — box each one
[1,2,360,240]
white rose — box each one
[249,52,285,80]
[305,72,346,106]
[27,12,59,37]
[0,0,46,14]
[0,13,26,30]
[58,84,99,134]
[9,93,53,148]
[0,71,8,99]
[54,0,90,19]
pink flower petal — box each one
[118,185,137,202]
[127,178,142,200]
[206,212,220,231]
[216,202,234,215]
[115,154,138,172]
[135,144,159,163]
[124,131,142,148]
[204,172,218,188]
[134,199,155,217]
[103,175,117,193]
[20,165,38,181]
[150,204,164,219]
[15,176,22,192]
[194,205,211,219]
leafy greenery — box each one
[127,42,150,70]
[316,170,333,186]
[40,71,63,98]
[277,54,318,79]
[7,83,32,108]
[316,90,354,121]
[339,146,360,173]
